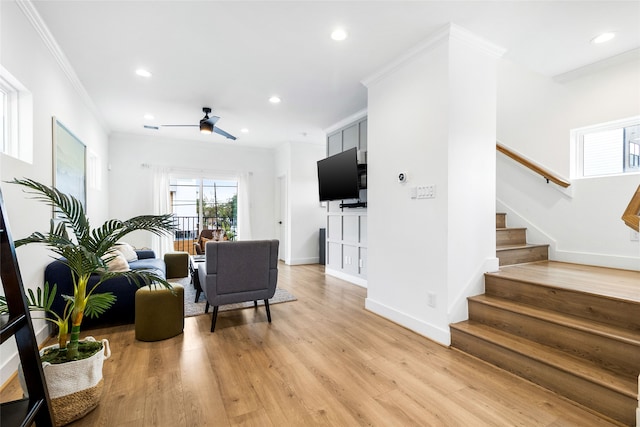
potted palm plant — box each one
[0,178,175,426]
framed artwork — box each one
[52,117,86,210]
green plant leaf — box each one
[9,178,179,347]
[84,293,116,318]
[10,178,90,245]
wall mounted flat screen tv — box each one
[317,147,360,201]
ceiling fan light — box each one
[200,121,213,134]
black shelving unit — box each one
[0,189,54,427]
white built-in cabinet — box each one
[325,117,368,285]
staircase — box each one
[495,212,549,266]
[450,213,640,426]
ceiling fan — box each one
[145,107,237,140]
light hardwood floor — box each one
[1,263,620,426]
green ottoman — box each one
[135,284,184,341]
[164,251,189,279]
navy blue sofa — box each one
[44,250,166,328]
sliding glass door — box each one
[170,177,238,253]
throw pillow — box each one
[114,242,138,262]
[102,251,131,272]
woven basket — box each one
[19,337,111,426]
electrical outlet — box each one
[631,230,639,242]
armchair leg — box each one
[254,300,258,308]
[205,301,210,313]
[211,306,219,332]
[264,299,271,323]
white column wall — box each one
[446,36,499,321]
[364,25,501,345]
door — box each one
[277,175,287,262]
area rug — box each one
[168,277,297,318]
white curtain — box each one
[237,172,252,240]
[151,167,173,256]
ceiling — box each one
[31,1,640,148]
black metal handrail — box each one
[172,216,237,254]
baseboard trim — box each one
[554,250,640,271]
[365,298,450,346]
[325,268,367,288]
[287,257,319,266]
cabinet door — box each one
[343,244,359,275]
[342,124,358,151]
[328,132,342,156]
[342,215,358,243]
[327,242,342,269]
[327,215,342,241]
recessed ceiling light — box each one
[135,68,152,78]
[331,28,348,41]
[269,96,281,104]
[241,128,249,133]
[591,32,615,44]
[143,113,155,120]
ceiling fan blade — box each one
[160,124,198,127]
[213,126,237,140]
[203,115,220,126]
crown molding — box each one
[324,108,368,135]
[449,23,507,59]
[16,0,110,133]
[362,23,506,88]
[553,48,640,83]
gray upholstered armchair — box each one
[197,239,279,332]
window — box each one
[88,150,101,190]
[0,90,6,151]
[170,177,238,253]
[572,117,640,178]
[0,65,33,163]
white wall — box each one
[497,56,640,270]
[0,1,110,385]
[108,132,277,248]
[364,25,501,346]
[275,142,326,264]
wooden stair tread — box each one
[496,243,549,250]
[450,321,637,397]
[496,227,527,231]
[469,294,640,345]
[488,261,640,303]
